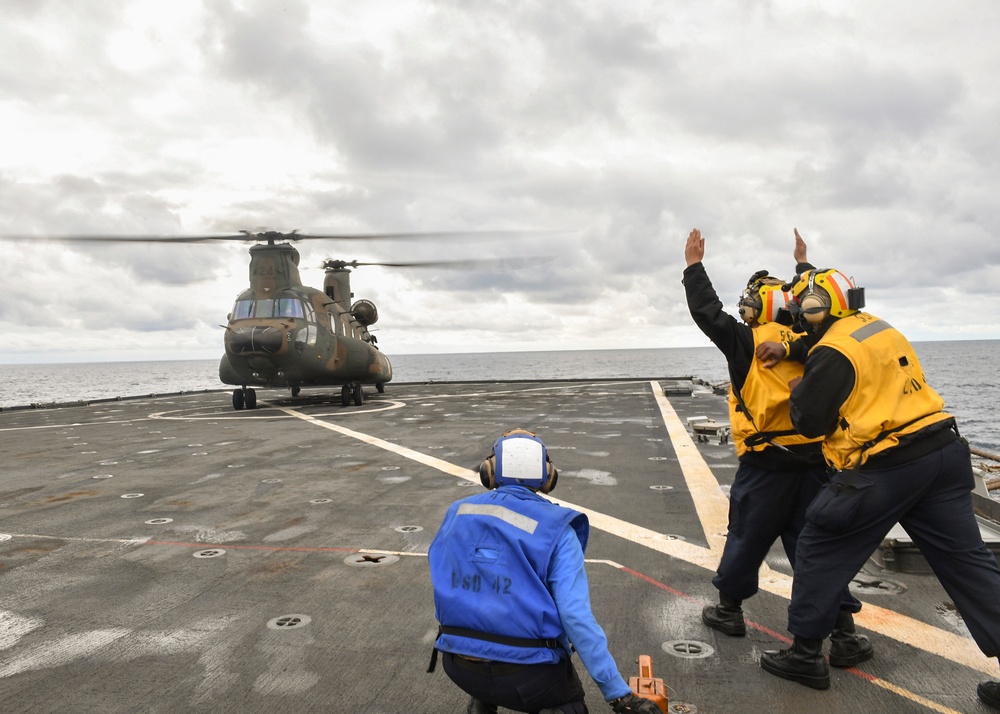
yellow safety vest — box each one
[728,322,822,458]
[811,313,951,470]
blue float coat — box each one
[430,485,631,701]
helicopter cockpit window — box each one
[231,297,306,320]
[276,298,306,319]
[254,300,275,318]
[293,299,318,350]
[232,300,254,320]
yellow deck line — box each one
[863,675,964,714]
[650,382,731,554]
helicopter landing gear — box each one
[340,383,364,407]
[232,387,257,410]
[376,382,385,394]
[290,386,301,398]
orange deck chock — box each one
[628,654,668,713]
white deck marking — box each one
[271,403,477,480]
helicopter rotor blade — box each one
[0,229,554,244]
[295,230,546,242]
[320,256,551,271]
[0,233,253,243]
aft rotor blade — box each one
[323,256,552,270]
[296,230,544,242]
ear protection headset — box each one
[798,271,831,324]
[738,270,790,324]
[479,428,558,493]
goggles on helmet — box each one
[738,271,790,324]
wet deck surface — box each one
[1,379,996,713]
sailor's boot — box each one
[701,593,746,636]
[978,680,1000,709]
[828,610,874,668]
[760,636,830,690]
[466,698,498,714]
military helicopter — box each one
[220,230,400,410]
[8,228,515,410]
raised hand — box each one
[685,228,705,267]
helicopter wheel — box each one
[376,382,385,394]
[232,389,245,410]
[341,384,351,407]
[245,388,257,409]
[352,382,364,406]
[291,386,301,398]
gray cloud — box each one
[0,0,997,364]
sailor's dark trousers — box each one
[788,438,1000,655]
[441,651,588,713]
[714,460,861,613]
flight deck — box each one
[1,379,996,713]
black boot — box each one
[466,698,498,714]
[702,593,746,636]
[979,681,1000,709]
[760,636,830,690]
[828,610,874,668]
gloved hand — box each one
[609,692,662,714]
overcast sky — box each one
[1,0,998,364]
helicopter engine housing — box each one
[351,299,379,326]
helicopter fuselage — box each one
[219,285,392,389]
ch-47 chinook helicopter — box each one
[220,230,404,410]
[8,228,511,410]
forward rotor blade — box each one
[0,229,555,244]
[0,233,252,243]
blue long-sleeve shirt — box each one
[547,521,632,701]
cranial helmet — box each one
[738,270,791,324]
[479,428,558,493]
[788,269,865,324]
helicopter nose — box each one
[228,325,285,355]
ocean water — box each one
[1,341,997,452]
